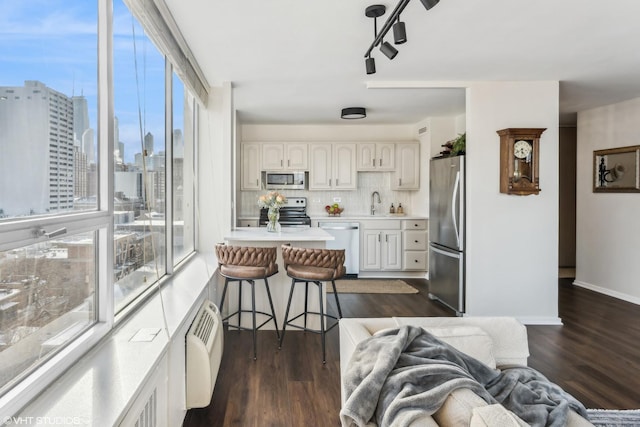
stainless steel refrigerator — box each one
[429,155,465,315]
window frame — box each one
[0,0,114,415]
[0,0,199,415]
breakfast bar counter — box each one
[224,227,334,242]
[222,227,334,331]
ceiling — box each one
[164,0,640,126]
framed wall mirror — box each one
[593,145,640,192]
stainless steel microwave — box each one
[264,171,306,190]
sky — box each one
[0,0,182,164]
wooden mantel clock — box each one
[497,128,546,195]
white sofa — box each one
[339,317,594,427]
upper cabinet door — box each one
[392,143,420,190]
[286,143,308,170]
[241,143,261,190]
[333,143,357,190]
[377,143,395,171]
[357,143,377,171]
[309,144,332,190]
[357,143,395,171]
[262,143,285,170]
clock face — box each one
[514,140,532,159]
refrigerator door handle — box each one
[452,171,460,247]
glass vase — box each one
[266,206,281,232]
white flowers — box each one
[258,191,287,209]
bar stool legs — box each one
[219,276,280,360]
[279,278,342,364]
[330,279,343,319]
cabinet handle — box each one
[378,233,381,242]
[281,159,283,166]
[399,178,402,186]
[379,158,382,166]
[288,159,290,167]
[414,259,418,263]
[385,234,388,242]
[415,240,419,243]
[256,179,259,186]
[414,223,418,227]
[336,179,339,186]
[329,178,332,186]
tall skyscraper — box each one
[72,95,90,148]
[144,131,154,156]
[0,81,75,216]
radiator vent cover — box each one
[134,388,156,427]
[186,300,223,409]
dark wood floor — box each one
[183,278,640,427]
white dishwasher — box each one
[318,222,360,276]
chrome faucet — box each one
[370,191,381,215]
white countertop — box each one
[224,227,334,241]
[237,214,428,221]
[311,214,428,221]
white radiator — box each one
[186,300,223,409]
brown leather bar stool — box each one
[215,244,280,360]
[279,245,345,363]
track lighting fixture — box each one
[392,17,407,44]
[420,0,440,10]
[364,4,386,75]
[380,40,398,60]
[341,107,367,120]
[363,0,440,73]
[365,55,376,74]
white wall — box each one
[465,82,560,324]
[198,83,234,254]
[574,97,640,304]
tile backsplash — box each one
[238,172,422,217]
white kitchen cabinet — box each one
[402,219,428,271]
[360,220,402,271]
[261,143,308,170]
[286,143,308,170]
[237,218,259,227]
[333,143,357,189]
[357,142,395,171]
[241,142,262,190]
[262,143,285,170]
[392,143,420,190]
[308,143,356,190]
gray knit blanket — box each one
[340,325,588,427]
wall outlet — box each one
[333,197,341,203]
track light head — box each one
[380,41,398,60]
[393,20,407,44]
[419,0,440,10]
[365,56,376,74]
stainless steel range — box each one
[259,197,311,227]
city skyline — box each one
[0,0,170,165]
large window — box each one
[172,73,195,264]
[0,1,100,399]
[112,1,167,312]
[0,0,198,411]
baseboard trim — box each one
[573,280,640,306]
